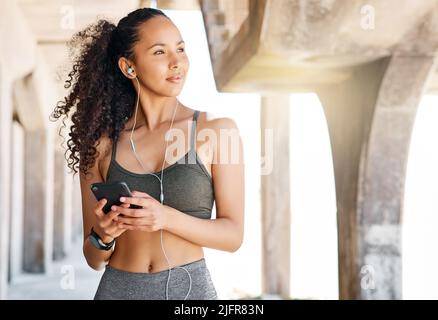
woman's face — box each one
[130,16,189,97]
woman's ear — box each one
[118,57,135,78]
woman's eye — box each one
[154,48,185,55]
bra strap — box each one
[191,110,200,150]
[188,110,200,164]
[111,138,118,163]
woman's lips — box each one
[166,75,182,82]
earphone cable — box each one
[130,76,192,300]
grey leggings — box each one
[94,258,218,300]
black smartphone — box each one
[90,181,142,214]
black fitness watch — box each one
[88,227,115,251]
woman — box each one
[51,8,244,300]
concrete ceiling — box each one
[16,0,200,87]
[15,0,438,93]
[204,0,438,93]
[17,0,200,43]
[260,0,438,67]
[260,0,438,92]
[18,0,140,43]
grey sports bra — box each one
[105,110,214,219]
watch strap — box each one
[89,227,115,251]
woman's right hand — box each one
[92,198,128,243]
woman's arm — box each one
[165,117,245,252]
[80,166,114,270]
[80,136,127,270]
[164,205,243,252]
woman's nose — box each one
[169,60,180,70]
[169,52,183,69]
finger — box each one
[117,223,133,230]
[131,190,153,198]
[119,196,147,208]
[93,199,107,218]
[119,224,155,232]
[118,224,148,231]
[116,216,152,226]
[106,223,127,236]
[111,205,145,217]
[104,209,122,224]
[116,224,129,231]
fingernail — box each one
[120,197,126,202]
[111,206,116,211]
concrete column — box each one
[260,95,290,297]
[52,147,73,257]
[0,0,37,297]
[318,56,437,299]
[0,64,12,300]
[22,128,54,274]
[53,151,67,260]
[358,56,437,299]
[51,122,75,258]
[72,175,83,242]
[11,47,57,275]
[317,59,389,299]
[9,121,25,282]
[63,163,73,254]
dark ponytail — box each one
[50,8,168,175]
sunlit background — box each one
[403,95,438,300]
[289,93,338,300]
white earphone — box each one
[127,68,166,203]
[127,69,192,300]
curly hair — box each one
[50,8,169,176]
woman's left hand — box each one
[110,190,169,232]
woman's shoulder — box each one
[90,132,117,180]
[197,110,243,170]
[95,133,113,159]
[93,133,114,176]
[198,110,239,132]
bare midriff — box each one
[108,229,204,273]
